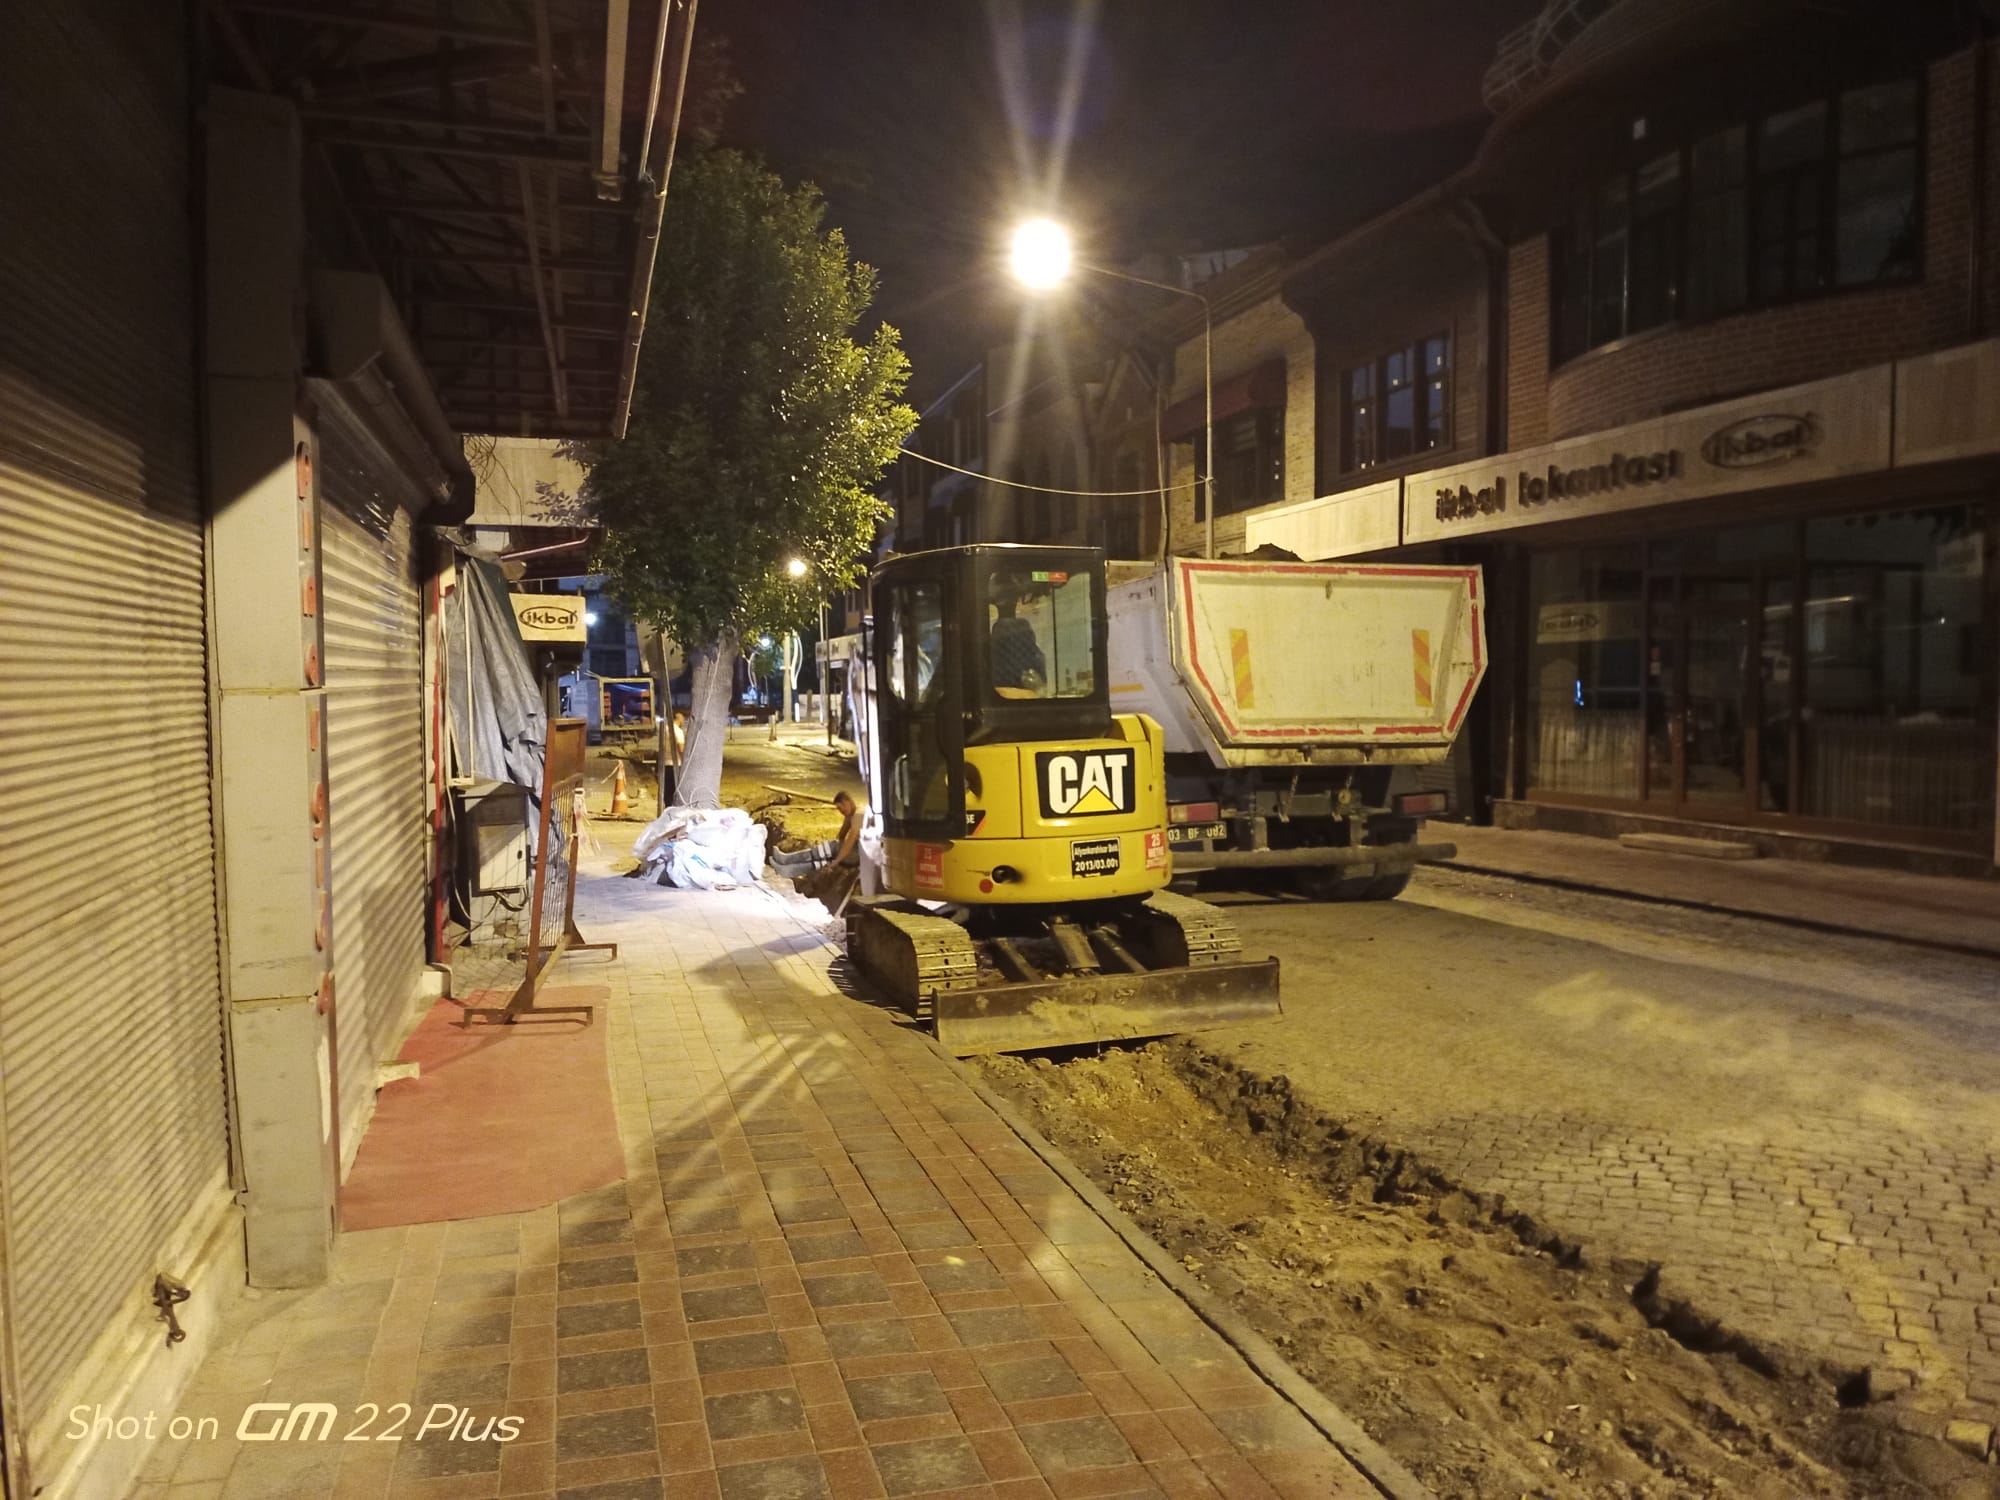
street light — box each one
[785,556,808,578]
[1007,218,1216,560]
[1008,218,1071,289]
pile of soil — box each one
[978,1041,1995,1500]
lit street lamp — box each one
[783,555,825,734]
[1007,218,1216,559]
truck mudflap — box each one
[932,958,1281,1056]
[1171,838,1456,873]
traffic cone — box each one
[608,760,629,818]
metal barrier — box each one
[461,718,617,1025]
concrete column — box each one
[203,88,340,1286]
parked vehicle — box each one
[1104,556,1486,900]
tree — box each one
[561,149,916,807]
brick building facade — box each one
[1244,1,2000,872]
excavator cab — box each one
[848,544,1281,1054]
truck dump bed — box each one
[1106,558,1486,767]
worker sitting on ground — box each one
[794,791,863,909]
[989,591,1047,698]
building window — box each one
[1755,99,1827,300]
[1345,365,1376,471]
[1194,408,1284,518]
[1686,125,1749,320]
[1551,75,1921,365]
[1835,79,1921,286]
[1798,502,1988,831]
[1525,547,1646,800]
[1341,335,1451,473]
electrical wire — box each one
[897,445,1195,499]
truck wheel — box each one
[1362,872,1411,901]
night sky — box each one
[707,0,1537,399]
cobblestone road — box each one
[1201,867,2000,1427]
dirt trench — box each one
[976,1040,1998,1500]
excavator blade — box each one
[931,958,1281,1056]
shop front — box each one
[1403,349,2000,867]
[1522,502,1992,854]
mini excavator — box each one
[845,544,1281,1054]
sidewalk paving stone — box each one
[157,857,1384,1500]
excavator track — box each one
[846,893,1280,1056]
[844,902,980,1024]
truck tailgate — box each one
[1169,558,1484,747]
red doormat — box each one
[339,988,624,1230]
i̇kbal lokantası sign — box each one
[1403,366,1890,544]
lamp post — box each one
[783,556,808,728]
[819,596,833,745]
[1008,218,1216,560]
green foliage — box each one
[561,149,916,649]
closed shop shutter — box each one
[315,389,431,1168]
[0,0,231,1480]
[1417,735,1472,815]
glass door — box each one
[1644,580,1754,811]
[1681,603,1751,806]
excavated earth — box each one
[977,1040,2000,1500]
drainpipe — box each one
[613,0,698,438]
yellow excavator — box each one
[845,543,1281,1054]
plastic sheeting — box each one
[633,806,769,890]
[443,547,547,838]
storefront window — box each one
[1528,508,1992,846]
[1527,548,1644,798]
[1799,504,1991,832]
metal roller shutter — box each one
[1417,735,1472,815]
[0,0,231,1480]
[316,392,430,1169]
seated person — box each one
[989,595,1046,698]
[798,791,862,907]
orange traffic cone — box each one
[608,760,629,819]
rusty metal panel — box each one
[0,0,230,1482]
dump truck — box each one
[1104,555,1485,899]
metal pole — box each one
[782,632,797,724]
[1064,264,1213,559]
[820,597,832,745]
[1202,301,1214,560]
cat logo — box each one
[1036,748,1135,818]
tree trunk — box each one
[676,632,737,809]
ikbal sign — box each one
[509,592,586,642]
[1403,366,1890,544]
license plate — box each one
[1166,822,1227,845]
[1070,836,1121,877]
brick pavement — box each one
[1211,876,2000,1432]
[1404,1105,2000,1414]
[144,858,1381,1500]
